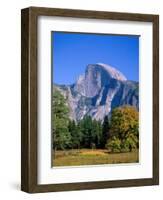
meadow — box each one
[53,149,139,167]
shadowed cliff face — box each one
[54,63,139,121]
[73,63,127,97]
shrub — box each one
[106,137,121,153]
[121,136,137,152]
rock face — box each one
[54,63,139,121]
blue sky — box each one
[52,32,139,85]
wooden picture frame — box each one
[21,7,159,193]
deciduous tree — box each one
[52,89,71,150]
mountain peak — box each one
[90,63,127,82]
[74,63,127,97]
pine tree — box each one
[68,120,82,149]
[91,120,102,149]
[102,116,110,148]
[80,116,93,148]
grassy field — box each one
[52,149,139,167]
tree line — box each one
[53,89,139,153]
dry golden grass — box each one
[80,149,107,156]
[53,149,139,167]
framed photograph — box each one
[21,7,159,193]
